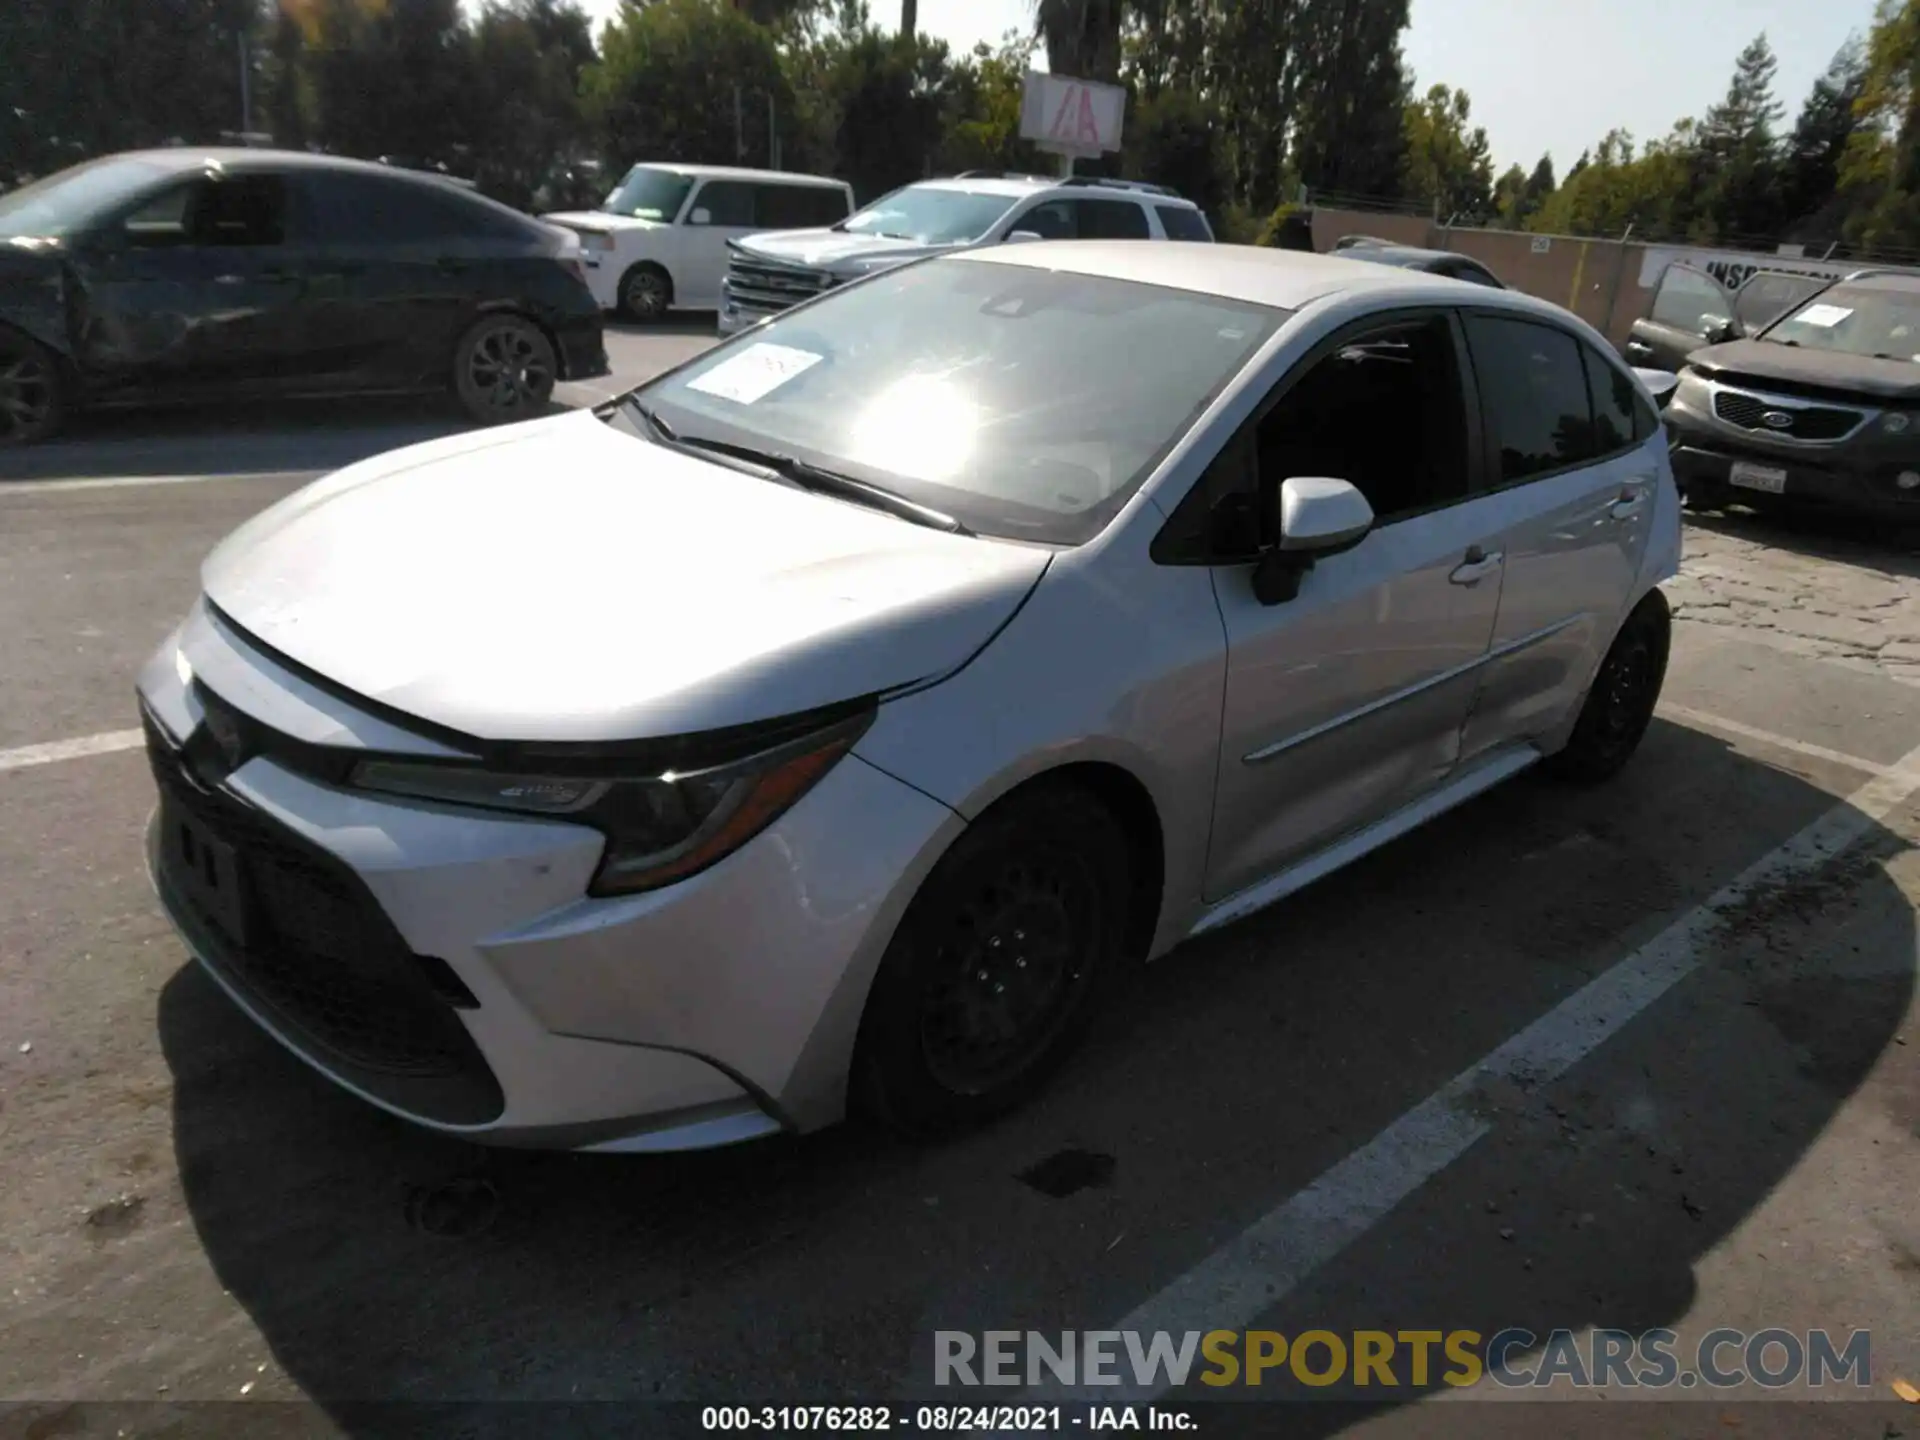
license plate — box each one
[1729,461,1787,494]
[166,804,249,945]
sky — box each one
[564,0,1880,177]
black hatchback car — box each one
[0,149,609,444]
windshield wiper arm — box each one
[672,433,971,534]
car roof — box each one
[631,162,846,188]
[1830,269,1920,292]
[111,148,468,181]
[1347,244,1486,270]
[904,175,1198,206]
[954,240,1568,317]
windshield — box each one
[0,156,171,239]
[632,257,1284,544]
[1761,283,1920,361]
[841,186,1018,244]
[600,166,694,222]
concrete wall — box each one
[1306,204,1919,349]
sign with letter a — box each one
[1019,72,1127,158]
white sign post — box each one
[1020,71,1127,176]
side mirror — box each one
[1700,315,1736,345]
[1252,477,1375,605]
[1633,367,1680,410]
[688,207,712,226]
[1003,229,1045,244]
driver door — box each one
[1193,310,1508,902]
[1623,262,1734,372]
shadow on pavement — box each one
[156,717,1914,1435]
[1686,502,1920,578]
[0,395,483,485]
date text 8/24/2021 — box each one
[700,1406,1197,1431]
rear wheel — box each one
[854,786,1133,1137]
[1546,588,1672,785]
[452,315,556,425]
[0,330,64,446]
[618,263,672,323]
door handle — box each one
[1609,482,1652,521]
[1624,341,1653,360]
[1448,547,1503,585]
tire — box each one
[1545,588,1672,786]
[617,263,672,323]
[451,314,556,425]
[0,329,66,446]
[853,785,1134,1138]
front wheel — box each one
[452,315,556,425]
[0,330,66,446]
[1545,588,1672,785]
[853,786,1133,1138]
[618,264,672,323]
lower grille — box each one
[726,253,830,317]
[146,711,504,1125]
[1712,389,1864,442]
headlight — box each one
[1883,412,1911,434]
[349,712,871,897]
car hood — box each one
[200,411,1051,743]
[541,210,664,236]
[735,228,958,272]
[1688,338,1920,401]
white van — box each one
[544,164,854,322]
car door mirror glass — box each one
[688,207,711,226]
[1701,315,1736,344]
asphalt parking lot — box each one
[2,326,1919,1439]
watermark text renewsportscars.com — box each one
[933,1328,1873,1391]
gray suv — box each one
[716,172,1214,335]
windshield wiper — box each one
[672,433,971,534]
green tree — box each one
[1402,83,1494,219]
[934,36,1045,175]
[1288,0,1412,202]
[1779,39,1867,238]
[586,0,795,171]
[1492,153,1555,227]
[1693,32,1785,241]
[1034,0,1125,84]
[467,0,596,208]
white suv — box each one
[545,163,854,322]
[717,171,1214,335]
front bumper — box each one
[137,622,962,1150]
[1665,406,1920,520]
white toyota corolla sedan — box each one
[138,242,1682,1152]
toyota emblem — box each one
[1761,410,1794,429]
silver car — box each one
[138,242,1682,1152]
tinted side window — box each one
[756,184,846,228]
[1156,205,1212,241]
[1581,344,1641,455]
[1465,315,1597,483]
[691,180,755,226]
[1015,200,1076,239]
[1649,265,1733,334]
[302,172,522,245]
[123,175,287,247]
[1071,198,1150,239]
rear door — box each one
[295,169,501,387]
[756,182,850,232]
[1624,262,1735,371]
[1067,198,1151,240]
[1459,315,1660,761]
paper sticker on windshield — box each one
[1793,303,1853,328]
[685,343,823,404]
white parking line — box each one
[1659,701,1916,780]
[1024,732,1920,1407]
[0,729,144,773]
